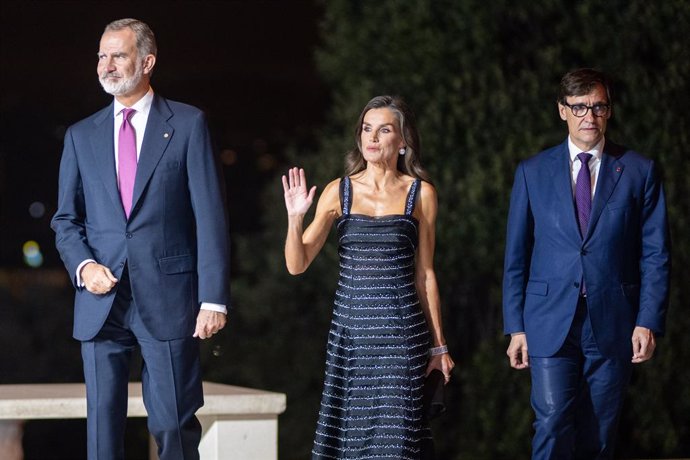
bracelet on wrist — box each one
[429,345,448,356]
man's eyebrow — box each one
[97,51,128,57]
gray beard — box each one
[99,65,144,97]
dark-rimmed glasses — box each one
[562,102,610,117]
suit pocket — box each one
[525,280,548,296]
[159,254,195,274]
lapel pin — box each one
[163,133,169,138]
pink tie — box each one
[118,108,137,218]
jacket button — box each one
[573,282,580,288]
[126,232,133,239]
[580,249,587,255]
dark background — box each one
[2,1,689,459]
[1,0,325,267]
[1,1,325,458]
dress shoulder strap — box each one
[404,179,422,216]
[339,176,352,215]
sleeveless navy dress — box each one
[312,176,433,459]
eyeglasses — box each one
[562,102,611,118]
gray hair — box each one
[104,18,157,58]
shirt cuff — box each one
[200,302,227,314]
[76,259,97,287]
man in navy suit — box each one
[51,18,230,459]
[503,68,670,459]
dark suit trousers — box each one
[81,269,203,460]
[529,298,632,460]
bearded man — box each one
[51,18,230,460]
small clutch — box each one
[423,369,446,420]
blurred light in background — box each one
[28,201,46,219]
[22,240,44,268]
[220,149,237,166]
[257,153,277,171]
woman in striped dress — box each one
[282,95,454,459]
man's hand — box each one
[81,262,118,295]
[631,326,656,364]
[507,333,529,369]
[193,310,227,339]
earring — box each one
[399,147,406,156]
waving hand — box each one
[282,167,317,216]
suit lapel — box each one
[88,103,124,217]
[586,141,624,239]
[131,95,174,214]
[550,141,582,241]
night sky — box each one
[0,0,325,269]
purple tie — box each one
[575,152,593,238]
[575,152,592,295]
[118,108,137,218]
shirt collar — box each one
[113,87,155,118]
[568,136,604,163]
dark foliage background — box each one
[1,1,688,459]
[217,1,690,458]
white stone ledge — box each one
[0,381,286,460]
[0,381,286,419]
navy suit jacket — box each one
[502,139,670,359]
[52,94,230,341]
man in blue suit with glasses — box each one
[503,68,670,459]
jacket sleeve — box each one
[502,162,534,335]
[636,159,671,335]
[51,127,96,287]
[185,111,231,308]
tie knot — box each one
[577,152,593,164]
[121,108,136,121]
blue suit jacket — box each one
[502,139,670,359]
[52,94,230,341]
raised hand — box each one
[282,167,317,216]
